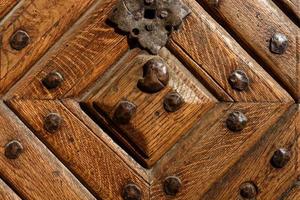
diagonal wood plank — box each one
[0,0,18,20]
[150,102,291,199]
[0,0,95,95]
[0,178,21,200]
[0,101,96,200]
[6,99,151,200]
[168,0,293,103]
[6,0,128,100]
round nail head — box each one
[114,101,137,124]
[228,70,249,91]
[42,71,64,90]
[163,92,184,112]
[226,111,248,132]
[240,182,258,199]
[5,140,23,159]
[10,30,30,50]
[270,32,288,54]
[271,148,291,168]
[137,58,169,93]
[44,113,62,133]
[164,176,182,196]
[122,183,141,200]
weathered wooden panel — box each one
[6,0,128,100]
[274,0,300,23]
[7,99,150,200]
[201,0,299,101]
[83,48,216,167]
[0,178,21,200]
[168,0,293,103]
[150,103,291,199]
[0,0,95,94]
[0,101,96,200]
[0,0,18,19]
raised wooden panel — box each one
[6,0,128,100]
[201,105,299,199]
[6,99,150,200]
[0,0,18,19]
[168,0,293,103]
[0,0,95,95]
[201,0,299,101]
[0,178,21,200]
[83,48,217,167]
[0,101,95,200]
[150,103,290,199]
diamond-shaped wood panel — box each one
[0,0,299,199]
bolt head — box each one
[163,92,184,112]
[270,32,288,54]
[164,176,182,196]
[122,183,141,200]
[42,71,64,90]
[271,148,291,168]
[10,30,30,50]
[113,101,137,124]
[240,182,258,199]
[145,24,155,31]
[5,140,23,159]
[226,111,248,132]
[159,10,169,19]
[44,113,62,133]
[228,70,249,91]
[137,58,169,93]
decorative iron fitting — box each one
[109,0,191,54]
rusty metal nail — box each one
[44,113,62,133]
[270,32,288,54]
[10,30,30,50]
[122,183,141,200]
[164,176,182,196]
[163,92,184,112]
[113,101,137,124]
[240,182,258,199]
[228,70,249,91]
[271,148,291,168]
[226,111,248,132]
[42,71,64,90]
[137,58,169,93]
[5,140,23,159]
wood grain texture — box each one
[150,103,291,200]
[83,48,217,167]
[6,0,128,100]
[0,0,18,19]
[201,0,299,101]
[0,178,21,200]
[6,99,150,200]
[201,104,299,200]
[0,0,95,95]
[273,0,300,23]
[284,182,300,200]
[0,101,95,200]
[168,0,293,103]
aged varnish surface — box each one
[0,0,299,199]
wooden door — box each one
[0,0,299,199]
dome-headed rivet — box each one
[42,71,64,90]
[44,113,62,133]
[270,32,288,54]
[228,70,249,91]
[137,58,169,93]
[10,30,30,50]
[122,183,141,200]
[271,148,291,168]
[163,92,184,112]
[5,140,23,159]
[240,182,258,199]
[164,176,182,196]
[113,101,137,124]
[226,111,248,132]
